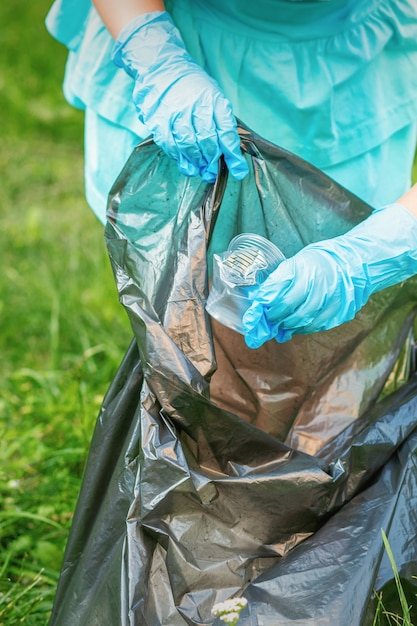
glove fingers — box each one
[137,70,247,182]
[213,98,249,180]
[177,154,200,177]
[244,253,359,346]
[194,130,222,182]
[170,113,208,175]
[243,256,335,347]
[168,108,221,181]
[243,302,276,349]
[242,262,298,348]
[144,91,248,182]
[189,102,238,182]
[193,92,248,181]
[244,259,304,319]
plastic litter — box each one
[206,233,285,333]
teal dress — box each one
[46,0,417,223]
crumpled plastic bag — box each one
[49,125,417,626]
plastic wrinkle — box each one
[48,125,417,626]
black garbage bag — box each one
[49,126,417,626]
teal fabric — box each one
[45,0,417,219]
[174,0,417,168]
[45,0,91,50]
[83,110,140,223]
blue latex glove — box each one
[242,203,417,348]
[112,11,248,183]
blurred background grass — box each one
[1,2,417,625]
[0,2,131,623]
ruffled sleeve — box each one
[45,0,92,51]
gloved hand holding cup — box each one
[206,233,286,333]
[242,203,417,348]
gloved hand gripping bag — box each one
[49,126,417,626]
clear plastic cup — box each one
[206,233,285,334]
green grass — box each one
[372,531,415,626]
[0,2,131,624]
[380,530,412,625]
[1,2,417,625]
